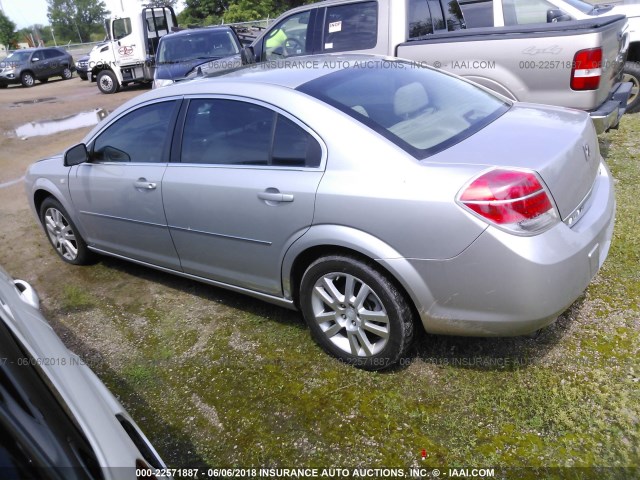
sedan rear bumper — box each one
[398,160,615,336]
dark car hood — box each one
[155,57,221,80]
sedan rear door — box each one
[162,97,325,296]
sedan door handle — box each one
[257,191,294,203]
[134,180,157,190]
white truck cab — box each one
[89,6,177,94]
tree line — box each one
[0,0,311,49]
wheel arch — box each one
[283,226,433,329]
[30,180,89,241]
[627,41,640,62]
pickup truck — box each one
[244,0,631,133]
[533,0,640,112]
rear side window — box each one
[43,49,64,59]
[459,0,494,28]
[181,99,321,167]
[322,1,378,52]
[409,0,464,37]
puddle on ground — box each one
[15,108,108,139]
[11,97,57,106]
[0,177,24,189]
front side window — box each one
[181,99,321,167]
[298,60,509,159]
[92,101,177,163]
[264,11,312,60]
[113,17,132,40]
[322,2,378,52]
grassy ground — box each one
[20,116,635,479]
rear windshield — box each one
[297,60,509,158]
[158,30,240,63]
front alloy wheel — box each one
[300,255,415,370]
[20,72,35,87]
[40,198,92,265]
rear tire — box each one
[39,198,93,265]
[623,61,640,114]
[299,255,415,370]
[97,70,119,94]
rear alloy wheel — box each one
[39,198,93,265]
[622,61,640,114]
[97,70,119,94]
[62,67,72,80]
[20,71,35,88]
[299,255,415,370]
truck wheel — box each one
[20,71,35,88]
[97,70,119,94]
[623,61,640,114]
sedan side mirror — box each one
[547,9,571,22]
[64,143,89,167]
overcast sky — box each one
[2,0,184,30]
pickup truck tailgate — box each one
[396,15,629,112]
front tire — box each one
[97,70,119,94]
[39,198,93,265]
[62,67,73,80]
[623,61,640,114]
[299,255,415,370]
[20,71,35,88]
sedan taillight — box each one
[457,168,559,235]
[571,48,602,91]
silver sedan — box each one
[25,55,615,370]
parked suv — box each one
[0,47,75,88]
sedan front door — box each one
[68,99,182,270]
[162,97,325,295]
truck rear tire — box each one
[97,70,119,94]
[623,61,640,114]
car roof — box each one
[161,25,235,40]
[144,53,397,97]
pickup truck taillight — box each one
[571,48,602,91]
[457,168,558,235]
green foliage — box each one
[46,0,108,43]
[0,10,17,48]
[181,0,310,25]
